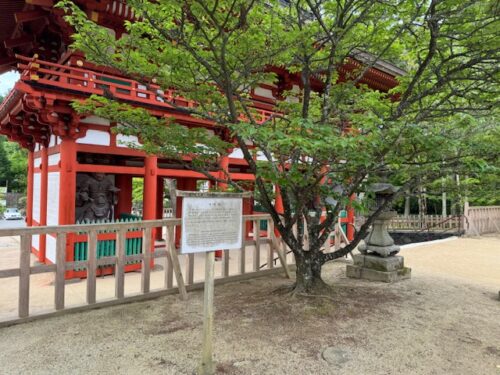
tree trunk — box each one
[293,251,329,294]
[404,192,411,217]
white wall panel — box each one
[229,148,244,159]
[32,173,41,223]
[76,130,110,146]
[254,87,274,99]
[46,172,60,226]
[48,153,60,166]
[32,234,39,252]
[80,115,110,126]
[46,235,57,263]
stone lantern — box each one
[346,183,411,282]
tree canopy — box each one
[58,0,499,293]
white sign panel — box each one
[181,197,243,254]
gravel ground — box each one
[0,235,499,375]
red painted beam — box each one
[4,35,35,48]
[25,0,54,6]
[15,10,48,23]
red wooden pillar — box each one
[58,137,77,277]
[218,156,229,190]
[38,146,49,263]
[58,138,77,225]
[143,156,158,220]
[175,178,197,248]
[215,156,230,258]
[274,185,284,237]
[155,177,164,240]
[174,178,185,248]
[114,174,133,218]
[347,194,356,241]
[243,194,253,239]
[26,151,34,227]
[143,156,158,259]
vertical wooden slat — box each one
[198,251,215,375]
[270,232,291,279]
[165,225,174,289]
[267,219,274,269]
[239,218,246,274]
[167,225,188,300]
[253,219,260,271]
[18,234,31,318]
[324,230,331,253]
[115,228,126,299]
[334,224,341,250]
[141,227,152,294]
[54,232,67,310]
[86,230,97,304]
[222,249,230,277]
[186,253,194,285]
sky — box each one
[0,71,20,96]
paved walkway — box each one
[0,235,498,375]
[399,235,500,291]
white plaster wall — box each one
[49,135,57,147]
[34,157,42,169]
[80,115,110,126]
[229,148,244,159]
[32,234,39,253]
[46,235,57,264]
[32,173,41,223]
[76,129,110,146]
[46,172,60,226]
[254,87,274,99]
[48,153,60,166]
[116,134,141,148]
[256,151,267,161]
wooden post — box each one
[115,228,126,299]
[165,225,174,289]
[186,253,195,284]
[198,251,215,375]
[239,218,246,274]
[54,232,67,310]
[253,219,260,271]
[18,234,31,318]
[86,230,97,304]
[222,249,230,277]
[167,226,188,300]
[267,219,274,269]
[270,232,291,279]
[141,227,152,293]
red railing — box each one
[16,55,276,125]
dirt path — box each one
[0,236,499,375]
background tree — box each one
[58,0,499,294]
[0,94,28,193]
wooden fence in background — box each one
[388,215,463,232]
[464,204,500,235]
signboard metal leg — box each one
[198,251,215,375]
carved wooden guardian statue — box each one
[75,173,120,222]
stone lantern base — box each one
[346,254,411,283]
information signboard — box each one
[181,196,243,254]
